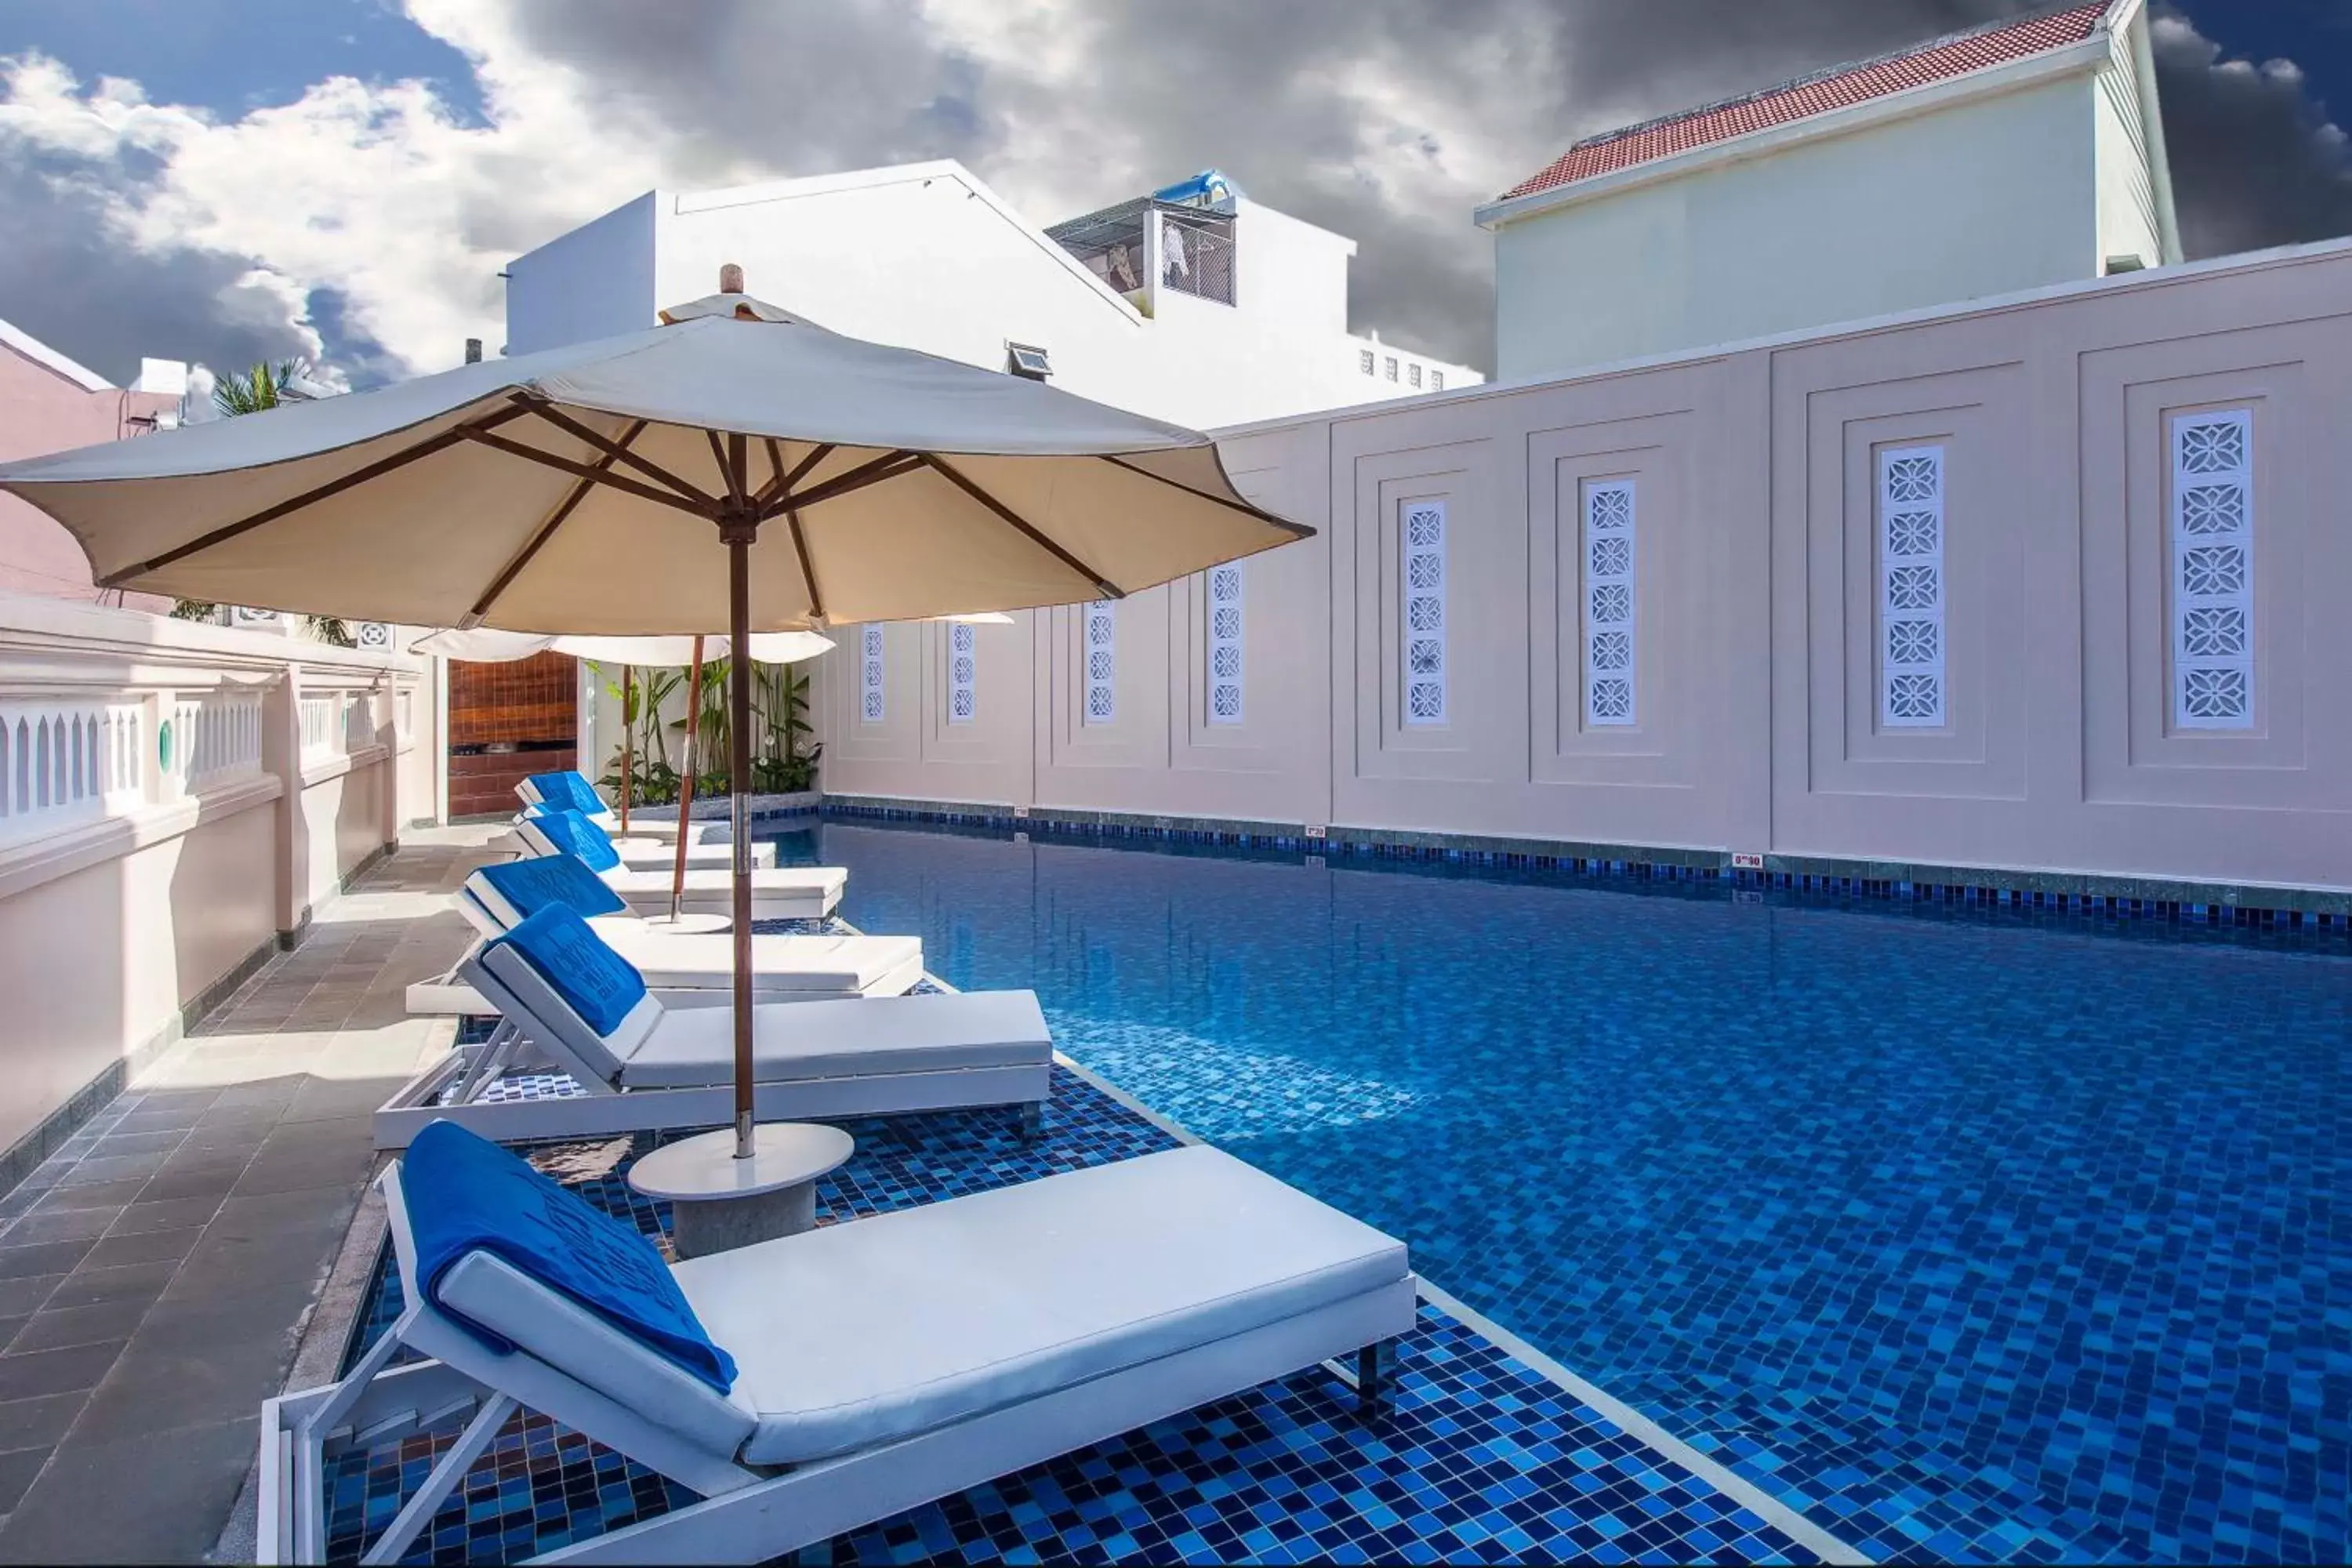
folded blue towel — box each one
[481,905,648,1036]
[403,1120,737,1393]
[527,808,623,873]
[526,770,607,817]
[477,854,628,920]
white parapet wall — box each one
[815,236,2352,902]
[0,593,434,1178]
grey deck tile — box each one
[76,1226,203,1272]
[0,1210,119,1248]
[0,1417,260,1562]
[103,1197,219,1236]
[0,1344,122,1404]
[0,1242,96,1283]
[42,1259,177,1313]
[0,1279,62,1320]
[0,1392,85,1454]
[4,1301,154,1356]
[0,1443,48,1514]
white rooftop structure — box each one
[505,162,1480,430]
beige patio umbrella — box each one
[0,270,1309,1158]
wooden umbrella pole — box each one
[722,506,757,1159]
[670,636,706,922]
[618,664,634,831]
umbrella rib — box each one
[460,427,719,517]
[465,418,651,624]
[707,430,746,506]
[762,438,827,622]
[101,403,532,584]
[510,395,719,507]
[782,505,826,622]
[1099,454,1314,538]
[756,440,832,509]
[920,455,1123,599]
[768,449,923,519]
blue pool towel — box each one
[528,808,623,873]
[402,1120,737,1393]
[477,853,627,920]
[526,769,606,816]
[481,905,648,1036]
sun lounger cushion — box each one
[598,930,924,996]
[524,770,606,815]
[521,808,624,872]
[616,989,1051,1088]
[402,1120,737,1393]
[474,855,629,925]
[482,906,648,1036]
[673,1145,1411,1464]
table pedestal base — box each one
[670,1180,817,1259]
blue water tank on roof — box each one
[1152,169,1243,209]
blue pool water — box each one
[794,817,2352,1566]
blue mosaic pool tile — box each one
[822,818,2352,1565]
[330,1069,1817,1566]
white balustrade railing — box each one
[171,690,265,789]
[0,699,143,841]
[299,689,380,761]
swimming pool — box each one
[781,817,2349,1565]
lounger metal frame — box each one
[372,949,1047,1151]
[258,1167,1413,1565]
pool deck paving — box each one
[0,833,488,1563]
[0,825,1867,1566]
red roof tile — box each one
[1498,2,2113,204]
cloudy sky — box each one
[2,0,2346,387]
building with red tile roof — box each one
[1477,0,2180,381]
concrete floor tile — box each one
[25,1179,147,1214]
[120,1088,220,1115]
[0,1417,259,1562]
[76,1227,202,1272]
[0,1242,95,1283]
[0,1210,118,1249]
[0,1392,85,1454]
[81,1130,187,1159]
[104,1109,205,1136]
[73,1331,293,1441]
[42,1260,176,1313]
[50,1152,169,1189]
[0,1443,49,1514]
[4,1300,151,1356]
[0,1279,61,1320]
[0,1343,122,1403]
[134,1167,246,1205]
[104,1197,220,1237]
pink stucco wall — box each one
[0,339,176,611]
[816,238,2352,895]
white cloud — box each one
[2,1,2345,390]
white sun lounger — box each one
[402,863,927,1018]
[510,809,845,921]
[511,811,777,872]
[515,770,725,845]
[374,907,1051,1149]
[258,1142,1415,1565]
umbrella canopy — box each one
[408,629,833,664]
[0,299,1304,633]
[0,275,1312,1161]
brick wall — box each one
[447,652,577,818]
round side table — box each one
[628,1123,853,1259]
